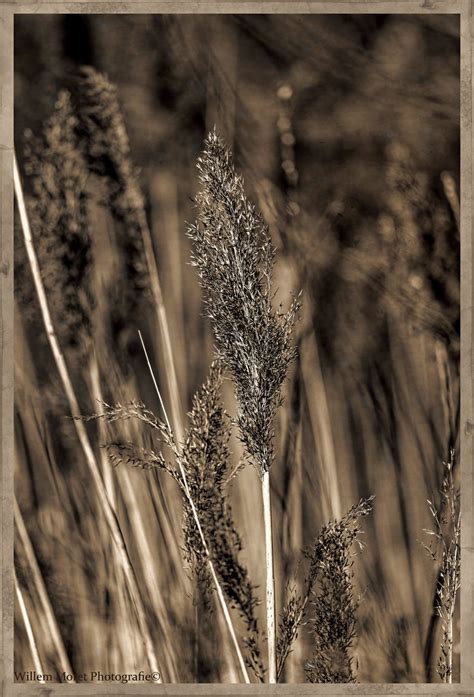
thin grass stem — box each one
[262,470,277,683]
[139,213,185,444]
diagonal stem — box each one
[14,571,45,681]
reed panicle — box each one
[188,130,300,477]
[73,66,149,297]
[188,130,300,682]
[180,363,264,680]
[304,496,374,683]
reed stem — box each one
[262,469,276,683]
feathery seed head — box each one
[188,130,300,476]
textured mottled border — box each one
[0,2,471,695]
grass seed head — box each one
[188,130,300,476]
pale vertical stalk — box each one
[15,572,45,681]
[139,331,251,684]
[301,332,341,520]
[435,339,451,444]
[151,172,188,401]
[14,154,162,683]
[262,470,276,683]
[446,537,459,684]
[14,497,74,679]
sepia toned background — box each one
[13,13,460,684]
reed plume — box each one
[178,363,264,680]
[73,66,149,298]
[304,496,374,683]
[188,131,300,476]
[188,130,300,682]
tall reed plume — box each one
[21,90,92,357]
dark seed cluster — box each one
[22,90,92,356]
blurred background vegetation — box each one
[14,14,460,683]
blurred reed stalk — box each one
[13,153,163,683]
[88,352,116,506]
[188,132,300,682]
[440,172,460,235]
[14,571,45,682]
[14,496,74,678]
